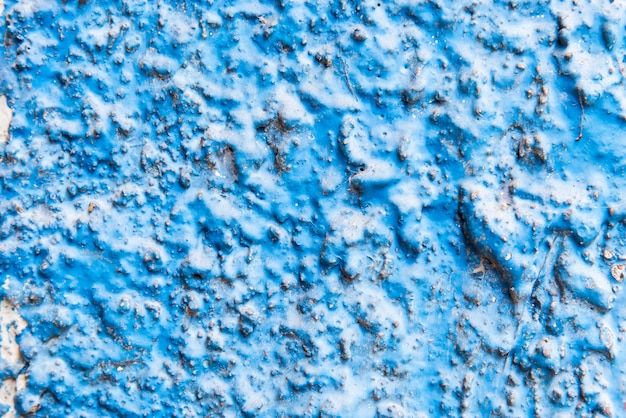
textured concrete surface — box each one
[0,0,626,416]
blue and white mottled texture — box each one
[1,0,626,416]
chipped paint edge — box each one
[0,295,27,418]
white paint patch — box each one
[0,96,12,145]
[0,300,28,418]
